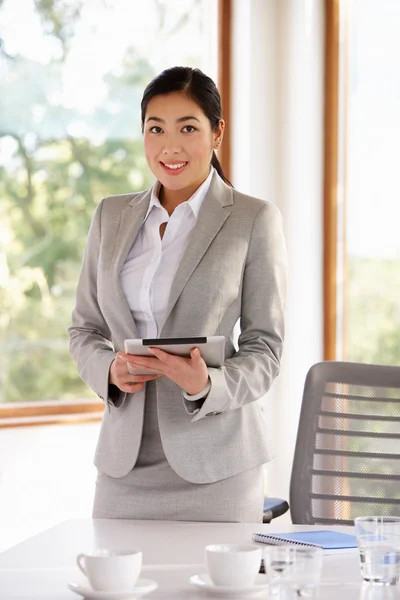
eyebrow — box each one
[146,115,201,124]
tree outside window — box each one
[0,0,217,405]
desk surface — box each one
[0,519,399,599]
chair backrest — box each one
[290,361,400,525]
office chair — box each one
[263,497,289,523]
[290,361,400,525]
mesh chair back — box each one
[290,361,400,525]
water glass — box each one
[264,545,323,598]
[359,584,399,600]
[355,516,400,586]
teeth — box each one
[164,162,186,170]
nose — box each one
[161,134,183,155]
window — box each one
[0,0,219,422]
[325,0,400,365]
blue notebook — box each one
[252,530,357,550]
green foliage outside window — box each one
[346,257,400,366]
[0,0,208,403]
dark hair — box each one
[141,66,233,187]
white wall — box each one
[231,0,325,504]
[0,423,99,552]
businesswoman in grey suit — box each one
[69,66,287,522]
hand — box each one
[118,347,209,396]
[109,353,162,394]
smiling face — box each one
[143,91,224,199]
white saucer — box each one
[68,578,158,599]
[189,573,269,596]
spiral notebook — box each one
[252,530,357,550]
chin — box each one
[156,171,192,190]
[160,178,190,190]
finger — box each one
[190,347,202,362]
[118,352,163,372]
[148,347,174,363]
[149,348,171,362]
[120,352,160,366]
[118,352,154,365]
[119,382,145,393]
[127,363,164,375]
[128,374,162,383]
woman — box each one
[69,66,287,522]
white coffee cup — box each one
[76,548,142,592]
[205,543,262,587]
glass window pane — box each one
[0,0,218,403]
[338,0,400,365]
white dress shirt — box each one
[120,167,214,339]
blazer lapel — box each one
[109,189,152,336]
[161,173,234,332]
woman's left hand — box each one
[117,347,209,395]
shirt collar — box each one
[144,166,215,221]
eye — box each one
[182,125,197,133]
[149,126,163,134]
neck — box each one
[159,186,192,216]
[159,169,211,216]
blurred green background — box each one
[0,0,214,402]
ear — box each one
[213,119,225,149]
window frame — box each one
[323,0,341,360]
[0,0,230,428]
[218,0,232,182]
[0,399,104,429]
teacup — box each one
[205,543,262,587]
[76,548,142,592]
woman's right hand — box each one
[109,352,161,393]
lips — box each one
[159,161,188,176]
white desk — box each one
[0,519,399,599]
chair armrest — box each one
[263,497,290,523]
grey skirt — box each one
[93,388,264,523]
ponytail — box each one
[211,151,233,188]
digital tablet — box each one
[124,335,225,375]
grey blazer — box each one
[68,171,287,483]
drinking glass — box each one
[264,545,323,598]
[354,516,400,586]
[359,584,399,600]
